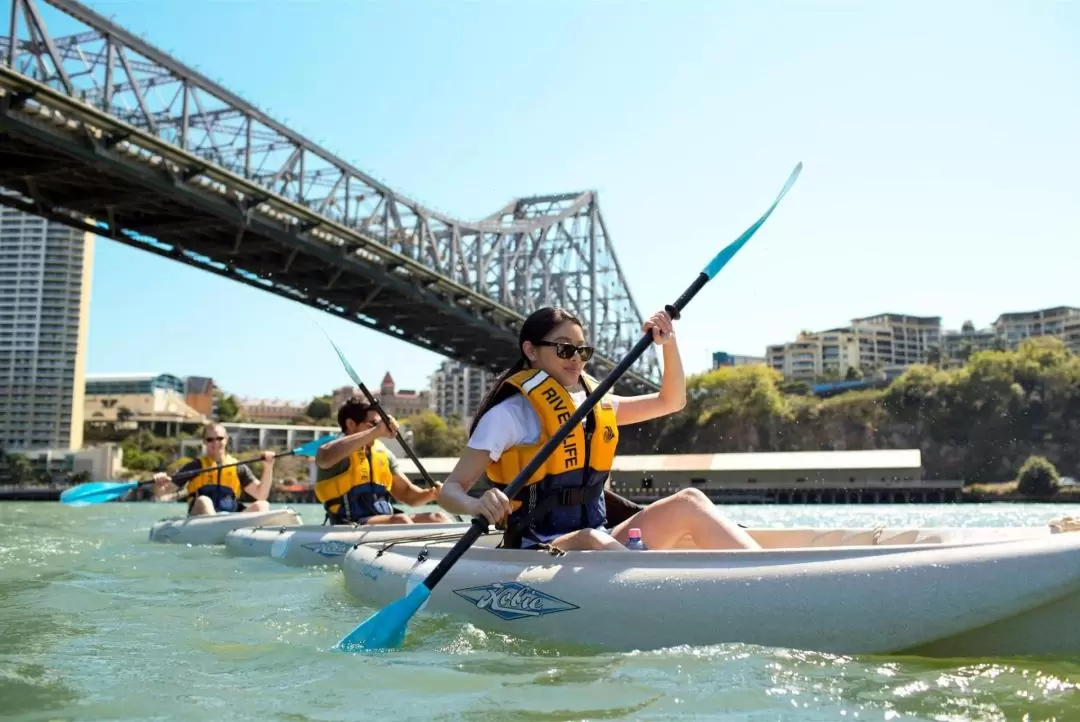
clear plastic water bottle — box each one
[625,528,648,550]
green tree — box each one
[658,364,795,452]
[1017,455,1060,497]
[925,345,942,368]
[778,380,811,396]
[306,396,333,420]
[5,453,34,485]
[123,450,166,473]
[121,429,178,456]
[215,392,240,422]
[117,429,177,475]
[405,411,467,457]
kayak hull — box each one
[223,522,473,565]
[340,524,1080,657]
[222,523,303,557]
[148,508,303,545]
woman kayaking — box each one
[437,306,761,552]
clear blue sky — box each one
[58,0,1080,402]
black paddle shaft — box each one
[422,278,710,592]
[350,379,440,490]
[156,449,297,485]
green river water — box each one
[2,501,1079,721]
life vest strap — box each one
[501,481,605,547]
[555,486,601,505]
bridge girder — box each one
[0,0,661,394]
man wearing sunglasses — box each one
[151,423,276,516]
[312,398,453,526]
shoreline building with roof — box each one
[84,372,207,432]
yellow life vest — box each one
[486,369,619,547]
[314,440,396,522]
[186,454,244,511]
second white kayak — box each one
[224,522,475,566]
[148,508,303,545]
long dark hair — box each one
[469,306,583,435]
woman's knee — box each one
[412,511,451,523]
[190,497,215,515]
[553,528,621,551]
[579,528,626,551]
[671,487,712,508]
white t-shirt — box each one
[468,385,620,462]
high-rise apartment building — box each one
[0,208,94,450]
[429,360,494,426]
[993,307,1080,352]
[851,313,942,366]
[768,313,942,382]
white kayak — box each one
[148,508,303,545]
[340,521,1080,657]
[223,522,473,565]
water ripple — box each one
[1,502,1080,721]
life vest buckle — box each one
[535,543,567,558]
[557,488,586,505]
[557,485,602,506]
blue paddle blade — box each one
[335,583,431,652]
[292,433,339,457]
[702,162,802,279]
[59,481,139,506]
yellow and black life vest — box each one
[314,440,397,523]
[186,454,244,512]
[486,369,619,548]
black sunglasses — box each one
[204,436,225,443]
[534,340,594,362]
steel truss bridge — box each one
[0,0,660,394]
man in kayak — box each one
[151,423,276,515]
[437,306,761,552]
[312,398,453,525]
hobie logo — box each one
[453,582,579,621]
[300,540,355,558]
